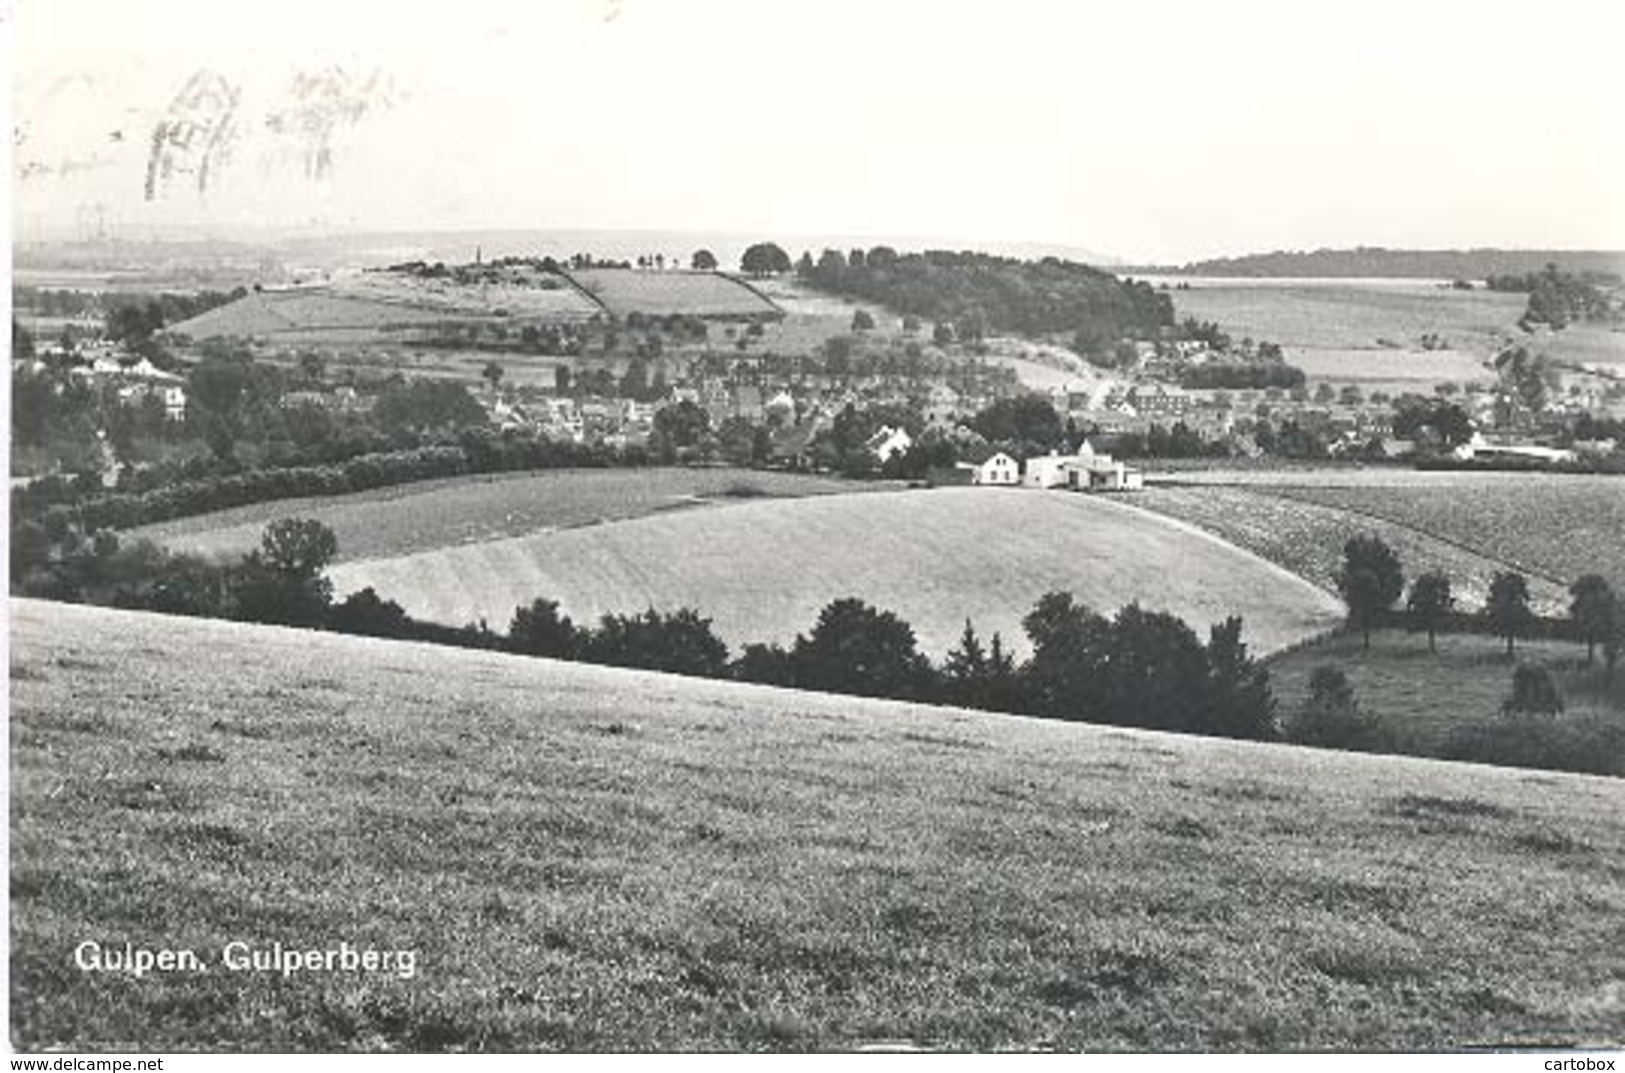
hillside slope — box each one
[132,468,894,565]
[11,600,1625,1051]
[326,487,1346,657]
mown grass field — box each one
[11,599,1625,1052]
[326,487,1345,657]
[1268,629,1625,757]
[1132,470,1623,614]
[133,468,893,565]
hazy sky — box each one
[11,0,1625,261]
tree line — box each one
[19,514,1622,776]
[739,242,1174,343]
[24,516,1280,743]
[10,434,657,566]
[1336,532,1622,677]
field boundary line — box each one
[553,268,614,316]
[718,271,786,316]
[1245,485,1573,589]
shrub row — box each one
[18,433,656,538]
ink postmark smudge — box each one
[144,69,241,201]
[263,67,397,182]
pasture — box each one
[1267,629,1625,761]
[133,468,891,564]
[11,599,1624,1051]
[326,486,1345,657]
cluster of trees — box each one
[1108,422,1229,460]
[1180,363,1306,391]
[1487,265,1621,329]
[13,518,342,629]
[772,246,1174,343]
[1493,346,1558,419]
[493,591,1283,741]
[1335,533,1622,679]
[1392,398,1474,448]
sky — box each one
[10,0,1625,263]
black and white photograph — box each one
[7,0,1625,1057]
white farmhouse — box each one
[1064,439,1144,492]
[966,451,1020,486]
[1022,451,1073,489]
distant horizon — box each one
[13,223,1625,275]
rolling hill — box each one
[324,487,1346,657]
[1131,248,1625,279]
[11,599,1624,1051]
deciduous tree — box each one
[740,242,791,277]
[1406,571,1454,653]
[1568,574,1618,665]
[509,597,579,659]
[1486,570,1535,658]
[1335,534,1404,649]
[792,597,933,700]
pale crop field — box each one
[1138,470,1625,590]
[1129,484,1574,616]
[328,486,1346,657]
[565,269,780,318]
[1253,481,1625,588]
[10,599,1624,1051]
[336,272,603,320]
[135,468,892,564]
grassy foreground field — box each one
[11,600,1625,1051]
[134,468,894,565]
[327,487,1345,657]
